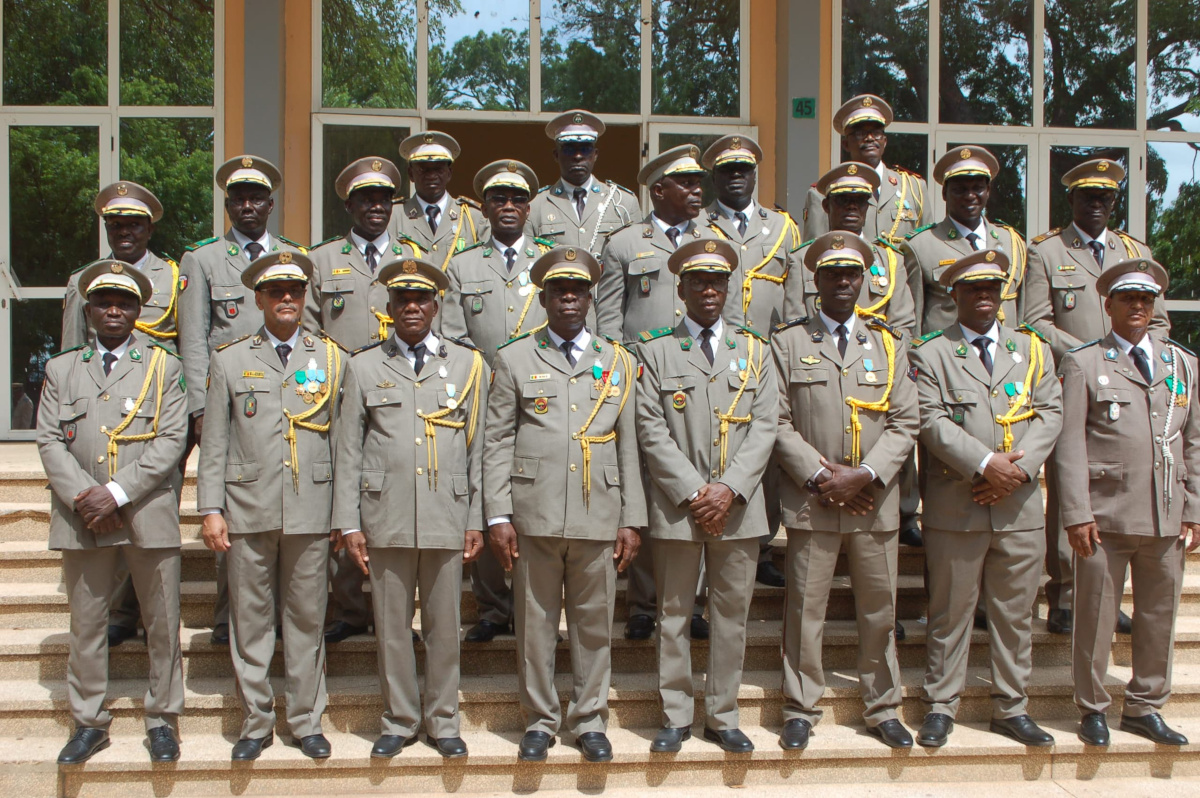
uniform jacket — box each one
[635,323,778,542]
[1055,332,1200,536]
[908,323,1062,532]
[37,334,187,550]
[704,201,801,332]
[527,178,641,259]
[783,240,917,337]
[389,195,488,272]
[63,252,181,351]
[772,316,919,533]
[197,327,344,537]
[802,164,926,244]
[332,334,488,549]
[483,327,647,538]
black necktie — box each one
[426,204,440,234]
[364,243,379,274]
[835,324,848,359]
[411,343,427,375]
[699,328,715,365]
[245,241,264,261]
[973,337,993,375]
[1089,240,1104,266]
[666,227,681,249]
[504,247,517,273]
[1131,346,1153,383]
[560,340,576,367]
[966,232,981,252]
[735,211,748,236]
[574,187,587,220]
[102,352,117,376]
[276,343,292,367]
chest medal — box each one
[294,358,328,404]
[244,395,257,417]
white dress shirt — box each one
[1112,331,1155,380]
[949,216,989,250]
[651,214,690,244]
[349,228,390,260]
[230,227,272,261]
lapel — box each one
[676,324,715,376]
[420,340,450,382]
[380,337,418,382]
[251,327,287,375]
[1149,334,1170,388]
[989,329,1023,389]
[93,333,141,392]
[811,316,848,367]
[547,187,580,226]
[936,218,976,258]
[1100,230,1127,268]
[340,234,377,281]
[1058,227,1101,277]
[480,243,511,282]
[223,230,247,276]
[945,325,993,388]
[402,197,438,250]
[877,166,900,210]
[531,328,577,377]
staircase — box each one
[0,443,1197,796]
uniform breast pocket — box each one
[365,389,404,411]
[1051,276,1086,307]
[1096,388,1131,419]
[58,398,88,442]
[323,278,355,307]
[856,370,886,389]
[522,381,558,411]
[943,387,978,423]
[629,257,662,294]
[225,462,259,483]
[511,456,539,480]
[728,372,758,392]
[539,222,566,238]
[211,285,246,320]
[147,289,172,310]
[460,282,492,314]
[790,366,828,386]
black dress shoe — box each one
[575,731,613,762]
[868,719,914,748]
[57,727,110,764]
[1078,712,1110,747]
[323,620,368,644]
[703,727,754,752]
[650,727,691,753]
[147,726,180,762]
[917,713,953,747]
[624,614,655,640]
[756,560,786,587]
[371,734,418,758]
[231,734,272,761]
[894,621,906,641]
[425,736,468,758]
[210,624,230,645]
[464,619,509,643]
[990,714,1054,747]
[1116,610,1132,635]
[518,730,556,761]
[1120,713,1189,745]
[293,733,331,759]
[899,525,924,547]
[690,615,710,640]
[107,625,138,647]
[778,718,811,750]
[1046,608,1072,635]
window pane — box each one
[119,118,214,259]
[1148,3,1200,132]
[120,0,214,106]
[11,299,64,431]
[541,0,640,114]
[1042,0,1135,129]
[1046,146,1130,234]
[3,0,106,105]
[1147,142,1200,300]
[1167,312,1200,351]
[322,0,417,109]
[841,0,928,123]
[879,132,928,186]
[939,1,1032,125]
[321,125,413,241]
[9,126,100,286]
[429,1,529,111]
[947,141,1028,236]
[652,0,740,117]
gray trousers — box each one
[1042,459,1074,612]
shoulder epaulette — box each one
[310,235,344,250]
[1017,322,1048,343]
[600,333,627,349]
[317,330,349,352]
[737,324,768,342]
[148,341,182,358]
[445,335,481,353]
[186,236,220,251]
[352,340,384,356]
[456,240,488,255]
[215,334,251,352]
[991,219,1021,235]
[789,237,815,255]
[867,319,902,339]
[155,252,178,266]
[50,343,88,359]
[875,238,900,252]
[772,316,809,335]
[69,262,89,275]
[498,330,534,350]
[537,184,552,194]
[637,327,674,343]
[911,330,943,347]
[277,236,308,253]
[533,236,556,248]
[609,181,636,195]
[893,164,924,179]
[605,221,634,239]
[1167,338,1196,357]
[1067,339,1101,354]
[905,223,936,240]
[391,196,408,206]
[1030,228,1061,245]
[457,196,482,210]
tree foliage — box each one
[541,0,640,113]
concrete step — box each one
[6,719,1199,797]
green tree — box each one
[841,0,929,122]
[430,30,531,111]
[541,0,640,114]
[2,0,107,105]
[651,0,739,117]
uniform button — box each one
[282,381,289,388]
[675,309,682,316]
[517,467,523,474]
[570,378,577,384]
[102,394,110,401]
[97,456,105,464]
[713,439,719,446]
[1152,411,1159,418]
[741,244,748,251]
[806,376,812,382]
[1098,470,1105,477]
[432,244,439,251]
[370,307,376,313]
[570,404,578,411]
[579,227,586,234]
[714,407,720,414]
[842,369,849,376]
[956,395,964,402]
[570,464,577,472]
[845,426,852,433]
[507,281,513,288]
[284,460,291,467]
[99,425,107,433]
[415,382,422,388]
[843,455,852,463]
[371,333,378,340]
[711,469,718,477]
[508,306,514,312]
[1156,435,1163,443]
[572,432,579,440]
[992,390,999,397]
[237,474,243,481]
[1155,462,1161,469]
[417,467,424,475]
[415,438,423,445]
[997,446,1004,452]
[1149,387,1156,394]
[381,397,388,403]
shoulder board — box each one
[456,240,488,255]
[186,236,220,251]
[610,181,636,195]
[1030,228,1061,245]
[69,262,89,275]
[867,319,902,339]
[737,324,768,342]
[537,184,552,194]
[772,316,810,335]
[991,219,1020,235]
[893,164,924,179]
[605,220,634,239]
[905,223,936,240]
[875,237,900,252]
[317,330,349,352]
[600,333,626,349]
[391,196,408,206]
[911,330,944,348]
[50,343,88,360]
[637,327,675,343]
[789,237,814,255]
[1067,339,1102,354]
[1017,323,1048,343]
[457,196,482,210]
[497,330,534,350]
[395,231,422,247]
[351,340,384,356]
[148,341,182,358]
[532,236,556,248]
[1167,338,1196,358]
[277,235,307,252]
[311,234,344,250]
[214,334,251,353]
[445,335,481,353]
[160,254,178,267]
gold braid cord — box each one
[508,242,553,339]
[575,343,634,508]
[716,334,766,474]
[996,224,1027,323]
[881,174,912,245]
[439,211,466,272]
[135,259,179,339]
[844,330,896,467]
[283,340,342,491]
[105,348,167,478]
[994,331,1047,453]
[709,215,797,317]
[416,350,484,489]
[1115,231,1146,259]
[855,247,899,323]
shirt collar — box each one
[546,326,591,355]
[1070,222,1101,247]
[559,176,594,195]
[959,321,1000,347]
[94,335,132,360]
[263,326,300,350]
[1112,331,1154,361]
[391,330,439,357]
[683,314,724,342]
[106,251,150,270]
[875,161,887,185]
[231,227,271,256]
[717,200,756,220]
[819,310,856,338]
[949,215,988,243]
[651,214,690,236]
[349,228,389,256]
[416,193,449,216]
[491,235,526,256]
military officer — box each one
[1055,259,1199,748]
[198,252,343,761]
[528,109,640,258]
[177,155,306,645]
[392,131,487,271]
[635,239,777,754]
[441,159,553,643]
[907,251,1061,749]
[333,258,487,760]
[902,146,1027,336]
[772,232,919,751]
[1024,159,1166,636]
[304,155,422,645]
[38,260,187,764]
[483,248,646,763]
[802,94,925,245]
[595,144,714,639]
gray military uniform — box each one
[63,252,180,350]
[803,165,926,245]
[784,240,917,336]
[482,328,647,737]
[333,334,487,740]
[37,335,187,733]
[528,177,640,259]
[390,195,487,272]
[704,201,800,331]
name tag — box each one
[635,251,655,258]
[243,370,265,378]
[331,268,352,275]
[938,258,956,267]
[529,373,552,381]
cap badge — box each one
[831,235,844,250]
[111,263,124,274]
[1097,161,1108,172]
[862,97,873,107]
[565,248,577,261]
[985,251,996,262]
[241,156,254,168]
[847,164,858,175]
[704,241,718,253]
[960,148,972,160]
[507,160,519,172]
[403,261,417,274]
[731,136,741,149]
[116,184,128,196]
[689,145,700,159]
[278,251,293,264]
[572,113,583,124]
[1137,261,1148,271]
[371,159,382,171]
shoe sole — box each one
[866,728,913,749]
[651,732,691,753]
[231,737,272,761]
[58,738,111,765]
[422,737,468,759]
[989,726,1054,747]
[1077,733,1110,747]
[702,732,754,753]
[1119,723,1187,746]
